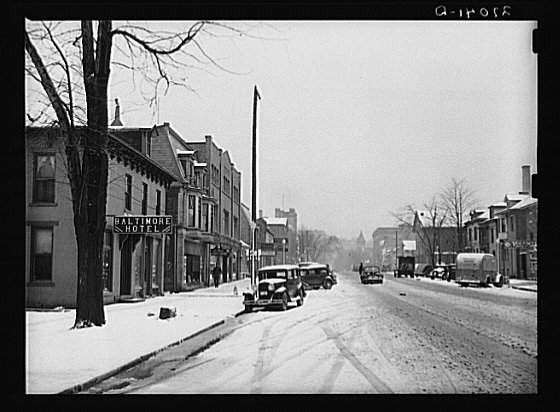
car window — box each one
[320,269,327,275]
[260,271,286,279]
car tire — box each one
[323,279,333,290]
[297,289,304,306]
[280,292,288,311]
[494,276,504,288]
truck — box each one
[394,256,415,278]
[455,253,505,287]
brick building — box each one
[25,127,176,308]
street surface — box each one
[81,271,537,394]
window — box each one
[188,195,195,227]
[224,210,229,236]
[233,216,238,239]
[31,226,53,282]
[468,228,472,242]
[501,218,506,233]
[223,177,230,194]
[210,205,215,233]
[125,174,132,210]
[474,227,478,241]
[491,228,494,243]
[102,230,113,291]
[202,203,209,232]
[510,216,515,232]
[142,183,148,215]
[155,190,161,215]
[33,154,55,203]
[146,133,152,157]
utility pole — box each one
[395,230,398,272]
[251,85,261,287]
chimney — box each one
[110,98,123,126]
[259,209,263,219]
[519,165,531,195]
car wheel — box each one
[323,279,333,289]
[484,277,490,287]
[244,305,252,313]
[297,289,304,306]
[494,276,504,288]
[279,292,288,311]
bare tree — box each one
[297,227,340,263]
[439,177,478,253]
[392,199,447,267]
[25,20,263,328]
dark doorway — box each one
[120,235,132,295]
[144,237,153,296]
[222,255,228,283]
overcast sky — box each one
[107,20,537,240]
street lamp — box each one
[251,85,261,287]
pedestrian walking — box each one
[212,265,222,288]
[358,262,364,276]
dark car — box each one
[243,264,306,312]
[414,263,433,277]
[361,265,383,284]
[300,263,337,290]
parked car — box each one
[361,265,383,284]
[414,263,433,277]
[243,264,306,312]
[430,265,447,279]
[300,263,337,289]
[455,253,504,287]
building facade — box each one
[26,127,176,308]
[189,135,243,283]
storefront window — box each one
[188,195,195,227]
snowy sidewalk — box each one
[509,278,537,293]
[25,277,251,394]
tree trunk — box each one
[73,20,113,328]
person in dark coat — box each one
[358,262,364,276]
[212,265,222,288]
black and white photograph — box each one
[22,4,552,396]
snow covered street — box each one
[79,271,537,394]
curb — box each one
[59,309,246,394]
[511,286,537,293]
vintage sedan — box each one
[430,265,447,280]
[361,265,384,284]
[243,264,306,312]
[300,263,337,290]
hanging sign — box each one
[113,215,173,234]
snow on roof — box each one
[509,197,537,210]
[239,240,250,249]
[402,240,416,251]
[263,217,287,226]
[193,162,207,167]
[490,201,507,208]
[504,194,529,202]
[258,264,299,271]
[176,149,195,156]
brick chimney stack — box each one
[520,165,531,195]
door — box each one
[120,235,132,295]
[285,268,300,298]
[144,237,152,296]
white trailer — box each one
[455,253,505,287]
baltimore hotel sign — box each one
[113,215,173,234]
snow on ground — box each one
[25,278,250,394]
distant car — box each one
[243,264,306,312]
[430,265,447,280]
[300,263,337,289]
[361,265,383,284]
[414,263,433,278]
